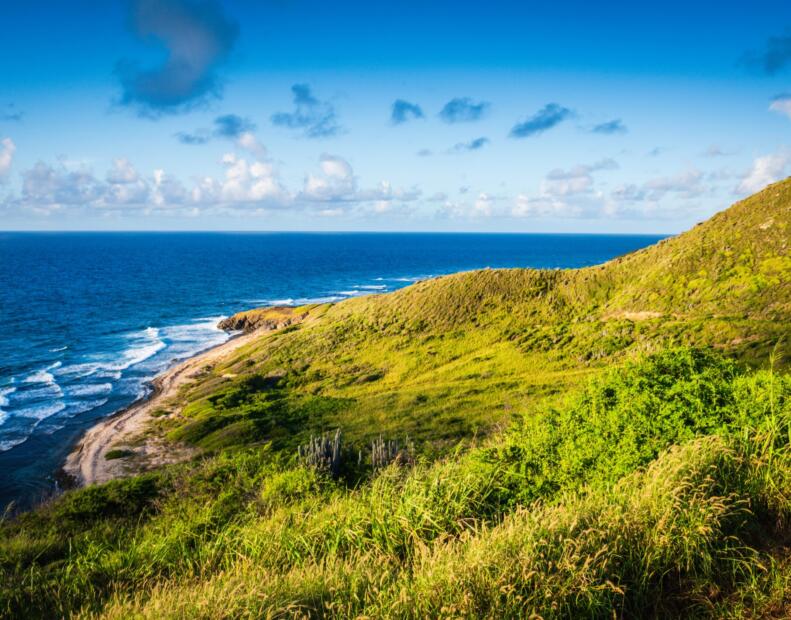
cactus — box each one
[298,429,342,477]
[370,435,413,469]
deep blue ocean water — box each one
[0,232,664,508]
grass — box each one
[1,348,789,618]
[0,180,789,618]
[144,179,789,463]
[104,449,134,461]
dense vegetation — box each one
[0,180,789,618]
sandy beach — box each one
[62,329,260,487]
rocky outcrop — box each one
[217,306,309,334]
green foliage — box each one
[104,449,133,460]
[491,348,772,503]
[169,373,351,451]
[1,349,789,619]
[52,474,163,524]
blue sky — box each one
[1,0,791,232]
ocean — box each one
[0,232,664,508]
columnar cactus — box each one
[298,429,342,477]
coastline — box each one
[61,328,260,488]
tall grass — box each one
[1,348,788,618]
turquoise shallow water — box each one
[0,231,663,508]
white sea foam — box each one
[14,401,66,421]
[56,362,102,378]
[357,285,388,290]
[0,386,15,409]
[64,382,112,397]
[164,317,225,342]
[13,382,63,402]
[49,345,69,352]
[113,328,166,370]
[299,295,344,304]
[0,437,26,452]
[23,361,62,384]
[0,388,13,426]
[63,398,109,417]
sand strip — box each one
[62,330,259,487]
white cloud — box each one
[215,153,288,205]
[6,149,417,218]
[736,150,790,194]
[0,138,15,180]
[473,193,493,217]
[642,169,704,200]
[540,158,618,198]
[511,158,618,218]
[236,131,266,157]
[105,159,150,205]
[512,194,583,218]
[299,154,420,210]
[769,95,791,120]
[151,169,189,207]
[302,154,356,201]
[21,162,103,209]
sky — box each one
[1,0,791,232]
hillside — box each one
[144,179,790,458]
[1,180,790,619]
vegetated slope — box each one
[151,178,790,456]
[0,181,790,619]
[1,349,789,618]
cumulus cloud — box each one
[0,104,23,122]
[435,192,505,220]
[769,94,791,119]
[510,103,573,138]
[439,97,490,123]
[271,84,341,138]
[641,169,705,201]
[5,147,423,219]
[451,137,489,152]
[604,168,710,218]
[512,194,585,218]
[301,154,356,201]
[105,159,151,205]
[540,159,618,197]
[391,99,424,124]
[176,114,264,154]
[20,162,103,209]
[591,119,627,135]
[299,154,420,208]
[736,150,790,195]
[116,0,238,116]
[211,153,287,204]
[473,193,493,216]
[511,158,618,218]
[0,138,15,181]
[742,33,791,75]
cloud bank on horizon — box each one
[1,0,791,232]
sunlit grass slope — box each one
[152,178,790,455]
[1,349,789,618]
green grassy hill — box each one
[154,178,790,456]
[1,180,790,619]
